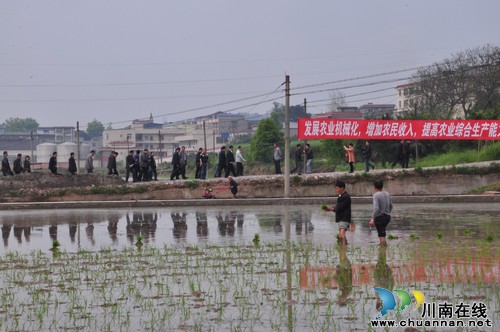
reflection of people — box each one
[325,180,352,245]
[69,223,77,243]
[236,212,244,227]
[369,180,393,245]
[374,245,394,311]
[2,224,11,246]
[195,211,208,237]
[49,224,58,241]
[335,245,352,306]
[14,226,23,243]
[108,214,119,243]
[171,212,187,239]
[86,223,95,246]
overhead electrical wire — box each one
[1,65,424,129]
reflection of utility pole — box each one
[284,75,291,198]
[284,209,293,328]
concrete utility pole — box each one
[284,75,291,198]
[303,98,307,174]
[30,131,34,162]
[76,121,80,172]
[203,120,207,150]
[158,130,162,163]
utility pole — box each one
[30,131,34,162]
[203,120,207,150]
[158,130,162,163]
[284,75,291,198]
[76,122,80,173]
[303,98,307,174]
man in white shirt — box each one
[273,143,282,174]
[235,146,246,177]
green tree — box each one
[250,118,284,162]
[86,119,105,138]
[320,139,346,164]
[3,117,39,132]
[270,102,310,128]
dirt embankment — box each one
[1,162,499,203]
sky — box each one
[1,0,499,131]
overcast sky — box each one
[1,0,499,131]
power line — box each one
[291,66,424,90]
[0,74,282,88]
[291,77,409,97]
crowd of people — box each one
[2,151,31,176]
[2,140,413,179]
[190,145,247,180]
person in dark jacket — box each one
[225,145,236,177]
[199,148,209,179]
[194,148,202,179]
[170,147,181,180]
[68,152,77,175]
[1,151,13,176]
[305,143,313,174]
[23,155,31,173]
[290,144,303,175]
[125,150,135,182]
[49,152,58,175]
[391,140,403,168]
[13,154,23,174]
[215,146,227,178]
[325,180,352,245]
[363,141,375,172]
[401,140,410,168]
[228,176,238,198]
[149,152,157,181]
[107,151,119,175]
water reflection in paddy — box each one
[1,203,499,254]
[0,203,498,331]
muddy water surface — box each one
[0,203,498,331]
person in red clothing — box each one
[344,143,355,173]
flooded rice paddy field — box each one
[0,203,498,331]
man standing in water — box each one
[325,180,351,245]
[369,180,393,245]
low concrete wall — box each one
[0,165,499,204]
